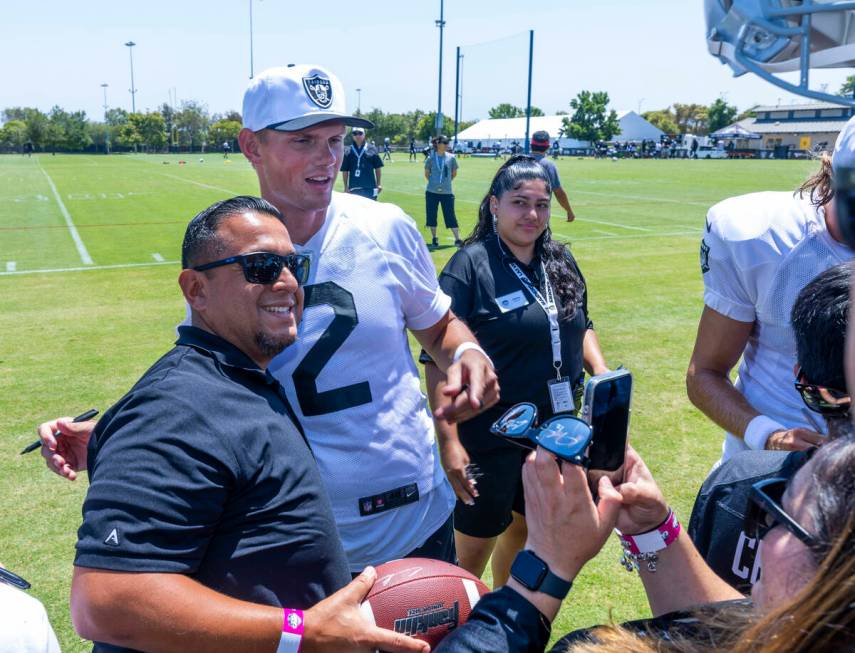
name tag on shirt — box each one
[496,290,529,313]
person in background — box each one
[530,130,576,223]
[424,134,462,248]
[341,126,383,200]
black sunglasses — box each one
[490,402,593,466]
[193,251,310,286]
[744,477,819,548]
[794,367,851,417]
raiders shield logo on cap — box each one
[303,75,333,109]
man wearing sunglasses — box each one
[68,196,431,653]
[41,65,498,576]
[689,262,853,592]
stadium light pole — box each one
[101,83,109,119]
[249,0,254,79]
[435,0,445,136]
[125,41,137,113]
[453,47,460,148]
[356,88,362,114]
[523,30,534,155]
[101,83,110,154]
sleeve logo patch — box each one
[104,528,120,547]
[700,239,711,274]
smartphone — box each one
[581,369,632,472]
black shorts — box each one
[425,191,458,228]
[453,446,528,538]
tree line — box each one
[8,78,849,154]
[0,101,480,154]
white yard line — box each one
[591,229,617,237]
[0,260,177,277]
[568,230,697,242]
[152,252,165,262]
[572,188,712,207]
[580,217,652,232]
[154,172,243,196]
[38,161,94,265]
[6,262,16,272]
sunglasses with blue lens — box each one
[490,402,593,466]
[744,477,819,548]
[193,251,310,286]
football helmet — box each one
[706,0,855,105]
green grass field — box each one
[0,152,816,651]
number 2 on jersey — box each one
[293,281,373,416]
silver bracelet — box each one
[619,549,660,573]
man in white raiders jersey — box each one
[687,116,855,467]
[234,64,498,572]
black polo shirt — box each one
[76,326,350,651]
[340,143,383,191]
[423,235,593,451]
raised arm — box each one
[686,307,823,451]
[610,447,743,615]
[424,361,478,505]
[412,311,499,424]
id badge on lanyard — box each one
[508,261,574,413]
[352,144,364,178]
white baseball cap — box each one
[242,64,374,132]
[832,114,855,171]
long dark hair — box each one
[464,155,584,320]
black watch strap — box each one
[538,568,572,600]
[511,550,573,600]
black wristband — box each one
[510,550,573,600]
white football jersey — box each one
[268,192,455,571]
[0,583,61,653]
[701,191,853,463]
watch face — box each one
[511,551,547,590]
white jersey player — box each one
[268,192,457,570]
[695,190,852,464]
[688,118,855,466]
[235,64,498,571]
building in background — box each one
[714,102,854,155]
[455,112,664,151]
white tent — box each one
[455,111,664,148]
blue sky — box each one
[1,0,850,122]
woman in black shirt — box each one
[424,156,609,586]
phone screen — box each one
[587,373,632,471]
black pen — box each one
[0,567,31,590]
[20,409,99,455]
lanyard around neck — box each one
[496,237,563,378]
[351,144,366,166]
[433,153,446,184]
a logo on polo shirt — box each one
[104,528,120,547]
[303,75,333,109]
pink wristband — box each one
[277,608,304,653]
[617,510,681,555]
